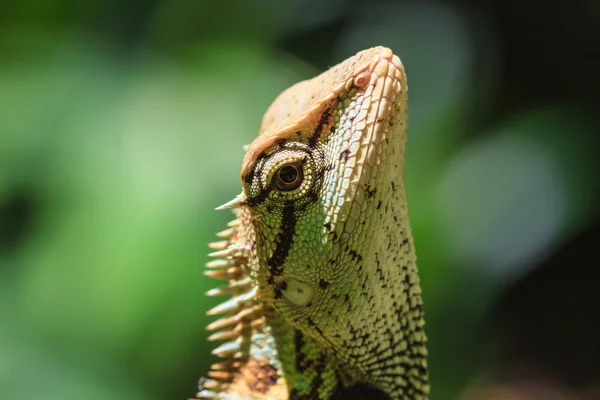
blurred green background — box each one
[1,1,599,399]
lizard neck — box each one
[344,181,428,399]
[337,116,429,398]
[264,182,429,400]
[266,310,341,399]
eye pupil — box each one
[273,163,303,191]
[279,165,298,184]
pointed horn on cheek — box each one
[214,194,246,211]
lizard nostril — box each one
[281,278,314,307]
[354,72,370,87]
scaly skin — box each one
[198,47,429,400]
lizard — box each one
[197,46,429,400]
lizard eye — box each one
[273,163,303,191]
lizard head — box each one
[235,47,412,352]
[202,47,428,399]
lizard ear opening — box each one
[281,278,314,307]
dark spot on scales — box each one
[307,355,328,399]
[308,106,332,148]
[306,190,318,203]
[313,168,324,181]
[340,150,350,161]
[348,249,362,262]
[246,186,272,207]
[266,201,296,277]
[293,330,305,372]
[243,150,269,184]
[274,280,288,299]
[245,361,280,394]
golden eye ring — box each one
[273,163,303,191]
